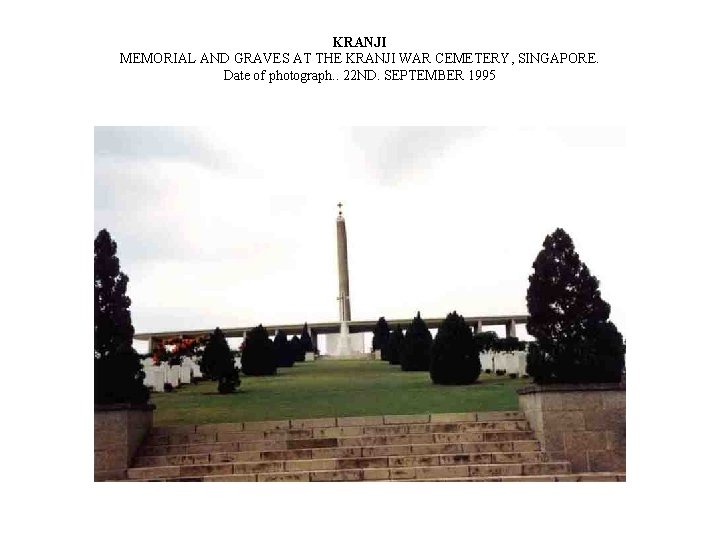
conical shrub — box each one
[430,311,480,385]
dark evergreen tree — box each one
[289,336,304,364]
[385,326,404,365]
[241,325,277,376]
[526,228,625,384]
[400,312,433,371]
[273,330,295,367]
[94,229,149,404]
[430,311,480,385]
[300,323,314,353]
[201,327,240,393]
[371,317,392,359]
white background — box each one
[2,0,718,538]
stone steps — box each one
[127,410,612,482]
[129,450,555,479]
[407,472,626,482]
[129,461,572,482]
[143,419,532,447]
[138,430,537,457]
[146,411,524,434]
[134,441,543,467]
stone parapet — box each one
[517,383,625,473]
[95,403,155,481]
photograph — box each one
[94,126,626,482]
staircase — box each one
[127,411,625,481]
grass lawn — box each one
[150,357,529,425]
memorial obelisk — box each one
[336,202,352,355]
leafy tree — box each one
[289,336,304,363]
[371,317,391,358]
[385,326,404,366]
[273,330,295,368]
[94,229,149,404]
[430,311,480,385]
[474,331,498,354]
[300,323,314,353]
[526,228,625,384]
[401,312,433,371]
[494,336,525,352]
[241,324,277,376]
[201,327,240,393]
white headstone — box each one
[180,365,192,384]
[191,362,202,378]
[145,366,165,392]
[494,352,507,373]
[304,352,315,362]
[166,364,180,387]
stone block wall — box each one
[517,383,625,473]
[95,404,155,481]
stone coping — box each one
[517,382,625,395]
[95,402,156,412]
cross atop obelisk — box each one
[336,202,351,323]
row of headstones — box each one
[141,357,203,393]
[479,351,528,375]
[372,349,527,375]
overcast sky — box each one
[95,126,627,350]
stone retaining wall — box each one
[517,383,625,473]
[95,403,155,481]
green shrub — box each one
[273,330,295,368]
[241,325,277,376]
[372,317,392,359]
[289,336,304,363]
[430,311,480,385]
[300,323,315,353]
[385,326,404,366]
[400,312,432,371]
[202,327,240,393]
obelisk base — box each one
[326,323,365,357]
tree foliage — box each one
[526,228,625,384]
[300,323,315,353]
[494,336,526,352]
[474,331,498,353]
[430,311,480,385]
[201,327,240,393]
[371,317,391,357]
[241,325,277,376]
[273,330,295,367]
[289,336,305,364]
[385,326,404,366]
[401,312,433,371]
[94,229,149,404]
